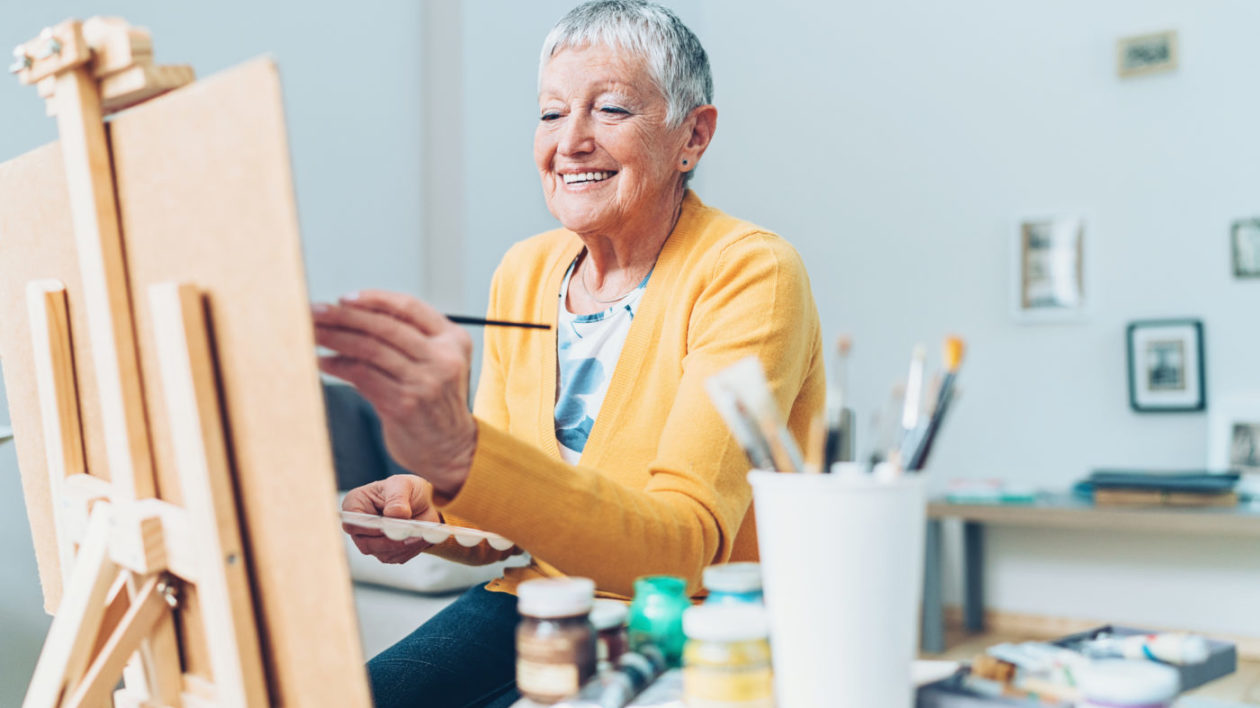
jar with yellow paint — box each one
[682,604,775,708]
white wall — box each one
[0,2,426,702]
[455,1,1260,637]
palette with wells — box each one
[340,510,516,551]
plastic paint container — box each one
[683,604,775,707]
[1076,660,1179,708]
[590,599,629,671]
[702,563,764,606]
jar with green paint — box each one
[627,575,690,668]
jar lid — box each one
[683,604,770,642]
[518,578,595,618]
[590,599,628,631]
[1076,660,1179,703]
[634,575,686,597]
[703,563,762,594]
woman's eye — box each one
[599,106,630,115]
[540,112,561,122]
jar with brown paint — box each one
[516,578,598,704]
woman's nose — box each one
[557,111,595,156]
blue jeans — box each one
[368,584,520,708]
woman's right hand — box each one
[341,474,441,564]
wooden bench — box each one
[920,495,1260,653]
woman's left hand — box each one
[312,290,477,496]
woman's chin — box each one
[550,203,621,236]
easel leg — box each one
[150,283,269,706]
[64,574,173,708]
[23,504,120,708]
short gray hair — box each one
[540,0,713,128]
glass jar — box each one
[516,578,598,704]
[590,599,629,671]
[702,563,764,606]
[628,575,690,668]
[683,604,775,707]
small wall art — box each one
[1127,319,1205,413]
[1208,395,1260,472]
[1012,216,1086,323]
[1231,218,1260,278]
[1117,30,1178,78]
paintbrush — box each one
[705,378,777,470]
[896,344,929,465]
[707,357,805,473]
[446,315,550,330]
[824,335,854,469]
[870,382,905,467]
[907,336,966,472]
[805,411,826,474]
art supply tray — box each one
[916,626,1236,708]
[340,511,515,551]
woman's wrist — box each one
[429,417,478,498]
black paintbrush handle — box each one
[446,315,551,330]
[908,385,955,471]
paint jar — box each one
[516,577,598,704]
[590,599,629,671]
[702,563,763,606]
[628,575,690,668]
[682,604,775,707]
[1076,660,1179,708]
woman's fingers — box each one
[317,355,400,409]
[340,290,451,338]
[314,325,412,379]
[313,303,430,361]
[351,533,431,563]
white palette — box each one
[340,510,515,551]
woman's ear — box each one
[679,105,717,173]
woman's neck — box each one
[576,187,684,294]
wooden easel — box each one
[4,18,371,707]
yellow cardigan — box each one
[431,191,824,599]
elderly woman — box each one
[313,1,823,706]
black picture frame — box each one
[1127,319,1206,413]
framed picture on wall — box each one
[1208,395,1260,472]
[1231,218,1260,278]
[1116,30,1178,78]
[1126,319,1205,413]
[1012,216,1087,323]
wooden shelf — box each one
[928,494,1260,537]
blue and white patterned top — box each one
[555,257,651,464]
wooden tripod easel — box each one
[6,18,368,707]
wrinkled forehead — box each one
[538,42,663,101]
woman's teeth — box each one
[562,171,614,185]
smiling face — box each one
[535,44,688,239]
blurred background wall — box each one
[1,0,1257,703]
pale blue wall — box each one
[456,0,1260,637]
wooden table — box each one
[920,495,1260,653]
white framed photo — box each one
[1231,218,1260,278]
[1011,215,1087,323]
[1117,30,1178,78]
[1209,396,1260,472]
[1126,319,1205,413]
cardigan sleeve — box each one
[435,233,819,595]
